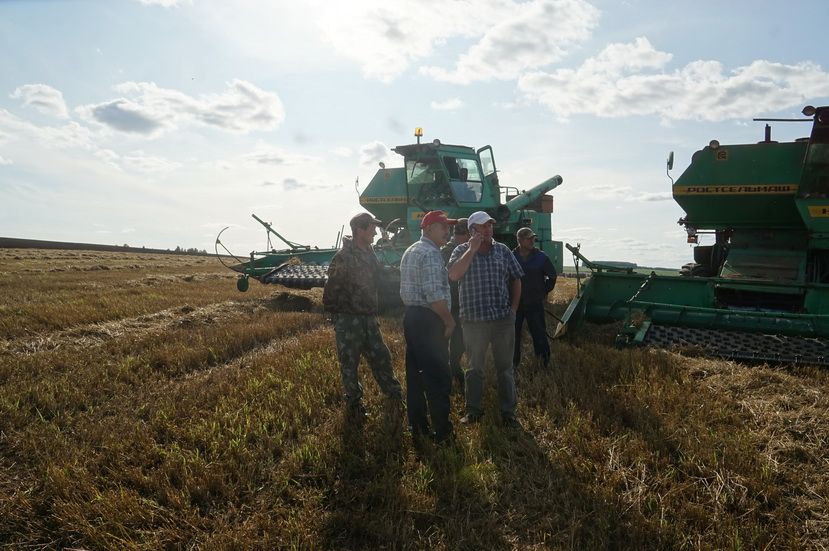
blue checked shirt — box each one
[448,241,524,321]
[399,236,452,308]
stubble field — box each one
[1,248,828,549]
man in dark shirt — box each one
[512,227,557,370]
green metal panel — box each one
[360,167,408,223]
[674,142,806,229]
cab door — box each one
[477,145,499,205]
[477,145,497,177]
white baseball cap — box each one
[468,211,494,227]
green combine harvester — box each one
[556,105,829,365]
[217,129,564,304]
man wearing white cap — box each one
[448,211,524,428]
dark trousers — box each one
[513,302,550,367]
[403,306,453,439]
[449,309,465,383]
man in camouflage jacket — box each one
[323,212,402,416]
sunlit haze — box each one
[2,0,828,267]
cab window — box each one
[406,159,438,185]
[445,156,483,202]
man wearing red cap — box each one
[399,210,457,443]
[323,212,403,419]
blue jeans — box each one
[462,314,517,417]
[513,302,550,367]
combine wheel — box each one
[237,275,250,292]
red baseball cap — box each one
[420,210,457,229]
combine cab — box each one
[218,130,564,305]
[556,105,829,365]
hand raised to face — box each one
[468,231,484,254]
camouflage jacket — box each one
[323,236,382,315]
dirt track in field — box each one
[0,290,322,357]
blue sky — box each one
[2,0,828,267]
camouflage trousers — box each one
[334,313,402,404]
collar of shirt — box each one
[419,235,440,251]
[513,246,539,257]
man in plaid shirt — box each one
[448,211,524,428]
[399,210,457,443]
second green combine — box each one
[556,105,829,365]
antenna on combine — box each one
[753,108,812,141]
[666,151,674,185]
[752,111,811,142]
[752,106,813,128]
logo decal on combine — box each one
[674,184,798,196]
[715,150,728,161]
[360,196,407,204]
[807,206,829,218]
[412,211,426,220]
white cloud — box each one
[317,2,444,83]
[317,0,513,83]
[138,0,190,6]
[77,80,285,136]
[0,155,12,166]
[10,84,69,118]
[263,177,338,192]
[94,149,122,171]
[318,0,598,84]
[430,98,464,111]
[637,191,673,202]
[201,160,233,171]
[359,140,398,167]
[0,108,96,150]
[281,178,305,191]
[242,144,320,166]
[93,148,181,173]
[122,151,182,172]
[577,181,673,202]
[555,225,595,243]
[518,37,829,121]
[332,146,353,158]
[420,0,599,84]
[583,183,630,200]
